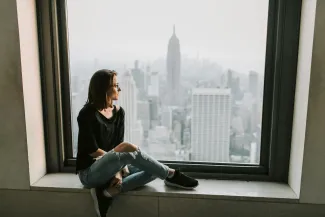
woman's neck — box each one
[102,105,114,111]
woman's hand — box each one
[90,148,107,158]
[109,171,122,187]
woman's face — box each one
[109,75,121,101]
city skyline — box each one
[70,54,263,164]
[68,0,266,164]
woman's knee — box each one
[114,142,138,153]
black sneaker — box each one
[164,170,199,189]
[90,188,113,217]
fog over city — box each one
[67,0,269,164]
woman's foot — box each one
[164,170,199,190]
[90,188,113,217]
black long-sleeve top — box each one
[76,104,125,173]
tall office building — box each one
[227,69,233,88]
[132,120,143,147]
[148,71,159,97]
[191,88,232,162]
[71,75,88,156]
[131,60,146,100]
[166,25,181,105]
[249,71,258,98]
[172,120,182,148]
[137,100,150,133]
[118,71,138,143]
[149,97,159,129]
[71,92,79,157]
[147,125,176,161]
[161,107,173,130]
[248,71,260,134]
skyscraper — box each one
[118,71,138,143]
[132,120,143,147]
[71,75,88,157]
[166,25,181,106]
[137,100,150,133]
[131,60,146,100]
[161,107,173,130]
[227,69,233,88]
[148,71,159,97]
[149,97,159,129]
[248,71,259,134]
[191,88,232,162]
[249,70,258,98]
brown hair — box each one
[86,69,117,110]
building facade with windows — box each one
[191,88,232,162]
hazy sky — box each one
[67,0,269,73]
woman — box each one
[76,69,199,217]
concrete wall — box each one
[0,190,325,217]
[289,0,316,197]
[16,0,46,185]
[299,0,325,204]
[0,0,30,190]
[0,0,46,190]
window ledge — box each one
[31,173,298,203]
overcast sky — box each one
[67,0,269,73]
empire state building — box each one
[166,25,181,105]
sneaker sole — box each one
[164,180,198,190]
[90,188,101,217]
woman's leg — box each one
[84,142,197,190]
[113,143,170,180]
[120,165,157,192]
[114,143,198,190]
[79,151,123,217]
[83,150,126,188]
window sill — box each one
[31,173,298,203]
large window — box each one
[37,0,302,181]
[67,0,268,164]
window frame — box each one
[37,0,302,182]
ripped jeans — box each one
[78,148,170,192]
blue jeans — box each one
[78,148,170,192]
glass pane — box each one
[67,0,268,164]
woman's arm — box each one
[89,148,107,158]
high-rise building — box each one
[250,102,258,133]
[71,92,79,157]
[149,97,159,129]
[118,71,138,143]
[71,75,88,156]
[132,120,143,147]
[227,69,233,88]
[147,126,176,161]
[220,73,226,88]
[191,88,232,162]
[166,25,181,105]
[249,71,258,98]
[161,107,173,130]
[248,71,259,133]
[172,120,182,148]
[137,100,150,133]
[148,71,159,97]
[131,60,146,100]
